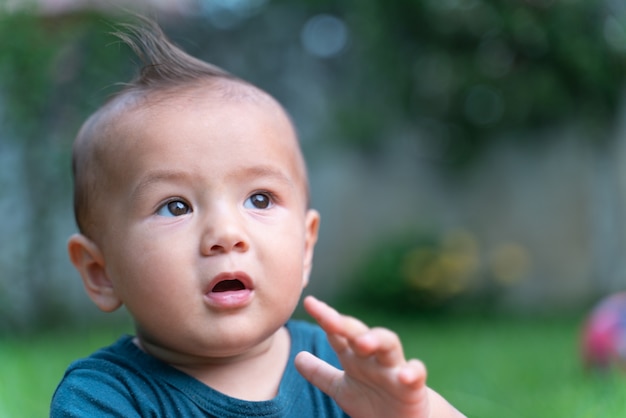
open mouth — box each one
[205,273,253,308]
[211,279,246,293]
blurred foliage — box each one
[339,227,532,314]
[0,13,119,137]
[0,10,133,330]
[300,0,626,166]
[1,0,625,326]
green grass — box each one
[358,311,626,418]
[1,313,625,417]
[0,324,132,418]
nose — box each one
[200,204,249,256]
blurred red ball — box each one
[581,292,626,370]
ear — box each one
[67,233,122,312]
[302,209,320,288]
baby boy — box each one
[51,19,464,418]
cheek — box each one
[108,234,192,296]
[261,224,308,278]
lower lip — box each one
[204,289,253,309]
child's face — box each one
[74,86,319,360]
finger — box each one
[303,296,369,340]
[397,359,428,389]
[326,331,350,353]
[353,327,406,366]
[294,351,343,398]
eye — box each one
[156,200,192,217]
[244,193,273,210]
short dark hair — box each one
[72,17,244,236]
[112,17,238,92]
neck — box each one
[135,326,291,401]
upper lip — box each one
[206,271,254,293]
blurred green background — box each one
[2,0,626,416]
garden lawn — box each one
[0,324,131,418]
[1,312,624,418]
[358,310,626,418]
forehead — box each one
[99,83,308,196]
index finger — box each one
[303,296,370,340]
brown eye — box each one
[157,200,191,217]
[245,193,271,209]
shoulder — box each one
[51,336,142,416]
[50,335,180,417]
[57,335,149,382]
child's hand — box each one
[295,296,464,418]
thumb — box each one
[295,351,343,398]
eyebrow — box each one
[130,169,192,202]
[131,165,296,199]
[234,165,295,187]
[133,169,190,191]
